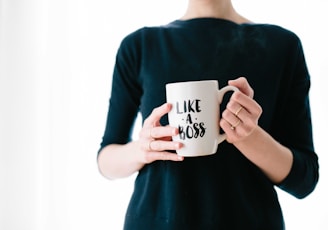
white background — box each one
[0,0,327,229]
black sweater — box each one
[99,18,319,230]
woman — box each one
[97,0,319,229]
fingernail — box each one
[173,128,179,135]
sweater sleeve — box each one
[98,32,143,153]
[276,38,319,199]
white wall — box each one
[0,0,327,229]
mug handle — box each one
[217,85,239,144]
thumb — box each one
[228,77,254,98]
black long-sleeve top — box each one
[99,18,319,230]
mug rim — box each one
[166,80,218,87]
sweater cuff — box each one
[277,148,318,199]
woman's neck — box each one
[180,0,251,24]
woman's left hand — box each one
[220,77,263,143]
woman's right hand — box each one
[138,103,184,164]
[98,103,183,180]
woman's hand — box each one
[98,103,183,180]
[219,77,293,184]
[138,103,184,164]
[220,77,263,143]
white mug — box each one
[166,80,238,157]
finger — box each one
[230,92,262,117]
[143,103,172,128]
[223,102,256,133]
[226,102,247,118]
[149,139,183,152]
[139,123,178,139]
[226,101,249,124]
[228,77,254,98]
[222,109,243,129]
[149,126,179,139]
[144,151,184,163]
[219,118,240,142]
